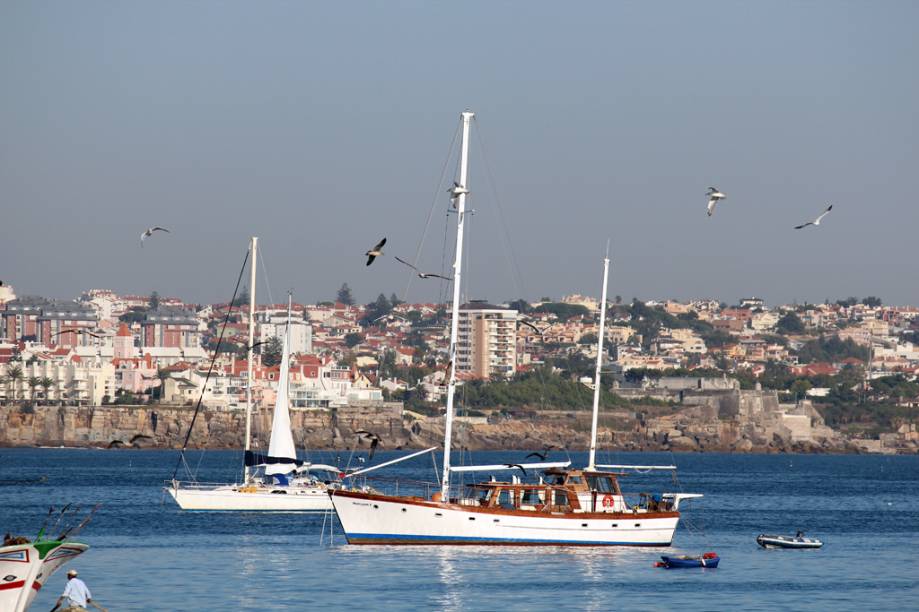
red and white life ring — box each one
[601,494,614,508]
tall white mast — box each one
[440,110,474,500]
[243,236,258,483]
[587,244,610,471]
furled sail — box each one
[265,331,297,475]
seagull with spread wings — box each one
[365,238,386,266]
[51,328,105,340]
[794,204,833,230]
[394,256,453,280]
[355,430,383,460]
[140,226,170,246]
[448,181,469,208]
[706,187,726,217]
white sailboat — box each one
[167,238,338,511]
[330,110,702,545]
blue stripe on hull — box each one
[345,532,672,546]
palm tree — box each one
[39,377,54,404]
[27,376,40,402]
[7,366,23,402]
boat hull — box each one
[0,541,88,612]
[168,484,332,511]
[756,534,823,549]
[330,490,679,546]
[660,555,719,568]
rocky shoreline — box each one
[1,404,914,455]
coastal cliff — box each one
[3,393,913,454]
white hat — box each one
[67,569,78,577]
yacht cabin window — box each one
[497,489,515,510]
[521,489,545,506]
[553,489,570,507]
[587,476,615,494]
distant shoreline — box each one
[2,442,914,456]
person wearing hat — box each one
[50,569,107,612]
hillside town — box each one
[1,281,917,454]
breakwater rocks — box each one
[1,403,913,454]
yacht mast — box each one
[441,110,474,500]
[243,236,258,483]
[587,245,610,471]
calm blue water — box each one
[1,448,918,611]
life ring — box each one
[601,494,614,508]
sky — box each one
[2,1,918,308]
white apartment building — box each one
[455,301,517,379]
[258,314,312,354]
[0,360,116,406]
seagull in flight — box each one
[355,430,383,460]
[394,256,453,280]
[518,319,547,335]
[448,182,469,208]
[365,238,386,266]
[51,328,105,340]
[794,205,833,230]
[706,187,726,217]
[140,226,170,246]
[504,463,527,477]
[524,445,559,462]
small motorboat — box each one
[757,532,823,549]
[655,552,720,569]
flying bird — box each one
[794,204,834,230]
[365,238,386,266]
[448,182,469,208]
[140,226,170,246]
[518,319,546,335]
[524,445,559,462]
[51,328,104,339]
[394,256,453,280]
[355,430,383,459]
[504,463,527,477]
[706,187,726,217]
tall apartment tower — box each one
[455,301,518,379]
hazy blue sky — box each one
[2,1,917,307]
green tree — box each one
[148,291,161,311]
[119,307,147,324]
[231,287,250,308]
[508,299,531,314]
[578,333,599,345]
[389,293,403,308]
[361,294,392,325]
[336,283,355,306]
[861,296,882,308]
[776,312,805,334]
[261,336,284,367]
[532,302,590,321]
[27,376,40,402]
[39,377,54,403]
[344,332,365,348]
[6,366,23,401]
[789,379,813,400]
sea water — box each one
[1,448,917,611]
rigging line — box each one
[438,210,451,306]
[171,247,250,481]
[472,116,526,299]
[402,119,462,304]
[469,116,554,424]
[257,243,275,309]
